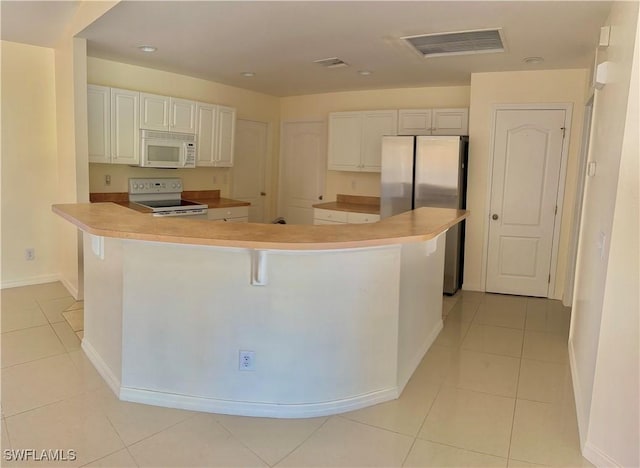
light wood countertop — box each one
[313,194,380,215]
[53,203,467,250]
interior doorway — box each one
[278,120,326,225]
[232,119,268,223]
[485,105,571,297]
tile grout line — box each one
[269,416,332,467]
[506,321,527,461]
[400,379,445,466]
[213,416,274,467]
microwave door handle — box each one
[181,143,187,167]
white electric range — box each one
[128,178,208,217]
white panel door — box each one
[486,109,566,297]
[232,119,268,223]
[280,121,326,225]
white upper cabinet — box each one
[431,108,469,135]
[87,85,139,165]
[216,106,236,167]
[398,108,468,136]
[328,112,362,171]
[140,93,169,131]
[170,97,197,134]
[87,85,110,163]
[361,111,398,171]
[140,93,196,134]
[195,103,236,167]
[328,110,397,172]
[111,88,140,165]
[397,109,433,135]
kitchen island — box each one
[53,203,467,418]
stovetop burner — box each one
[128,178,208,217]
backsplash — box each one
[88,164,231,196]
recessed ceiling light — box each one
[523,56,544,64]
[138,45,157,53]
[241,72,255,77]
[358,70,372,76]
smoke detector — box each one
[403,28,505,58]
[313,57,349,68]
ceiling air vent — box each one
[313,57,349,68]
[403,28,505,58]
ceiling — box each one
[2,1,612,97]
[1,1,80,48]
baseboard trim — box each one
[81,340,121,397]
[59,276,79,300]
[583,441,623,468]
[1,274,60,289]
[119,385,398,419]
[397,319,444,392]
[568,338,587,450]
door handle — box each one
[492,214,499,220]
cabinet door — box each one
[215,106,236,167]
[347,212,380,224]
[111,88,139,165]
[432,108,469,135]
[140,92,169,131]
[313,208,348,223]
[361,110,398,172]
[170,97,196,134]
[87,85,110,163]
[327,112,362,171]
[195,103,216,167]
[398,109,433,135]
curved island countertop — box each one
[52,202,468,250]
[53,202,468,419]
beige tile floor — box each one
[0,282,592,467]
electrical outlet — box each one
[212,175,217,184]
[239,350,255,371]
[351,179,356,190]
[105,174,111,186]
[25,248,35,261]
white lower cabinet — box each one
[207,206,248,222]
[313,208,380,225]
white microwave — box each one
[140,130,196,168]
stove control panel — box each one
[129,178,182,195]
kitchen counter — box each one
[313,193,380,215]
[54,201,466,419]
[53,202,466,250]
[89,190,250,211]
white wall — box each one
[570,3,639,466]
[0,42,59,287]
[464,69,589,299]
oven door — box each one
[141,138,186,168]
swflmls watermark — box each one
[3,449,77,462]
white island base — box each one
[82,233,445,418]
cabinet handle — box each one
[318,195,324,200]
[260,192,267,196]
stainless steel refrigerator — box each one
[380,136,468,295]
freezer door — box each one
[414,136,463,209]
[380,136,414,219]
